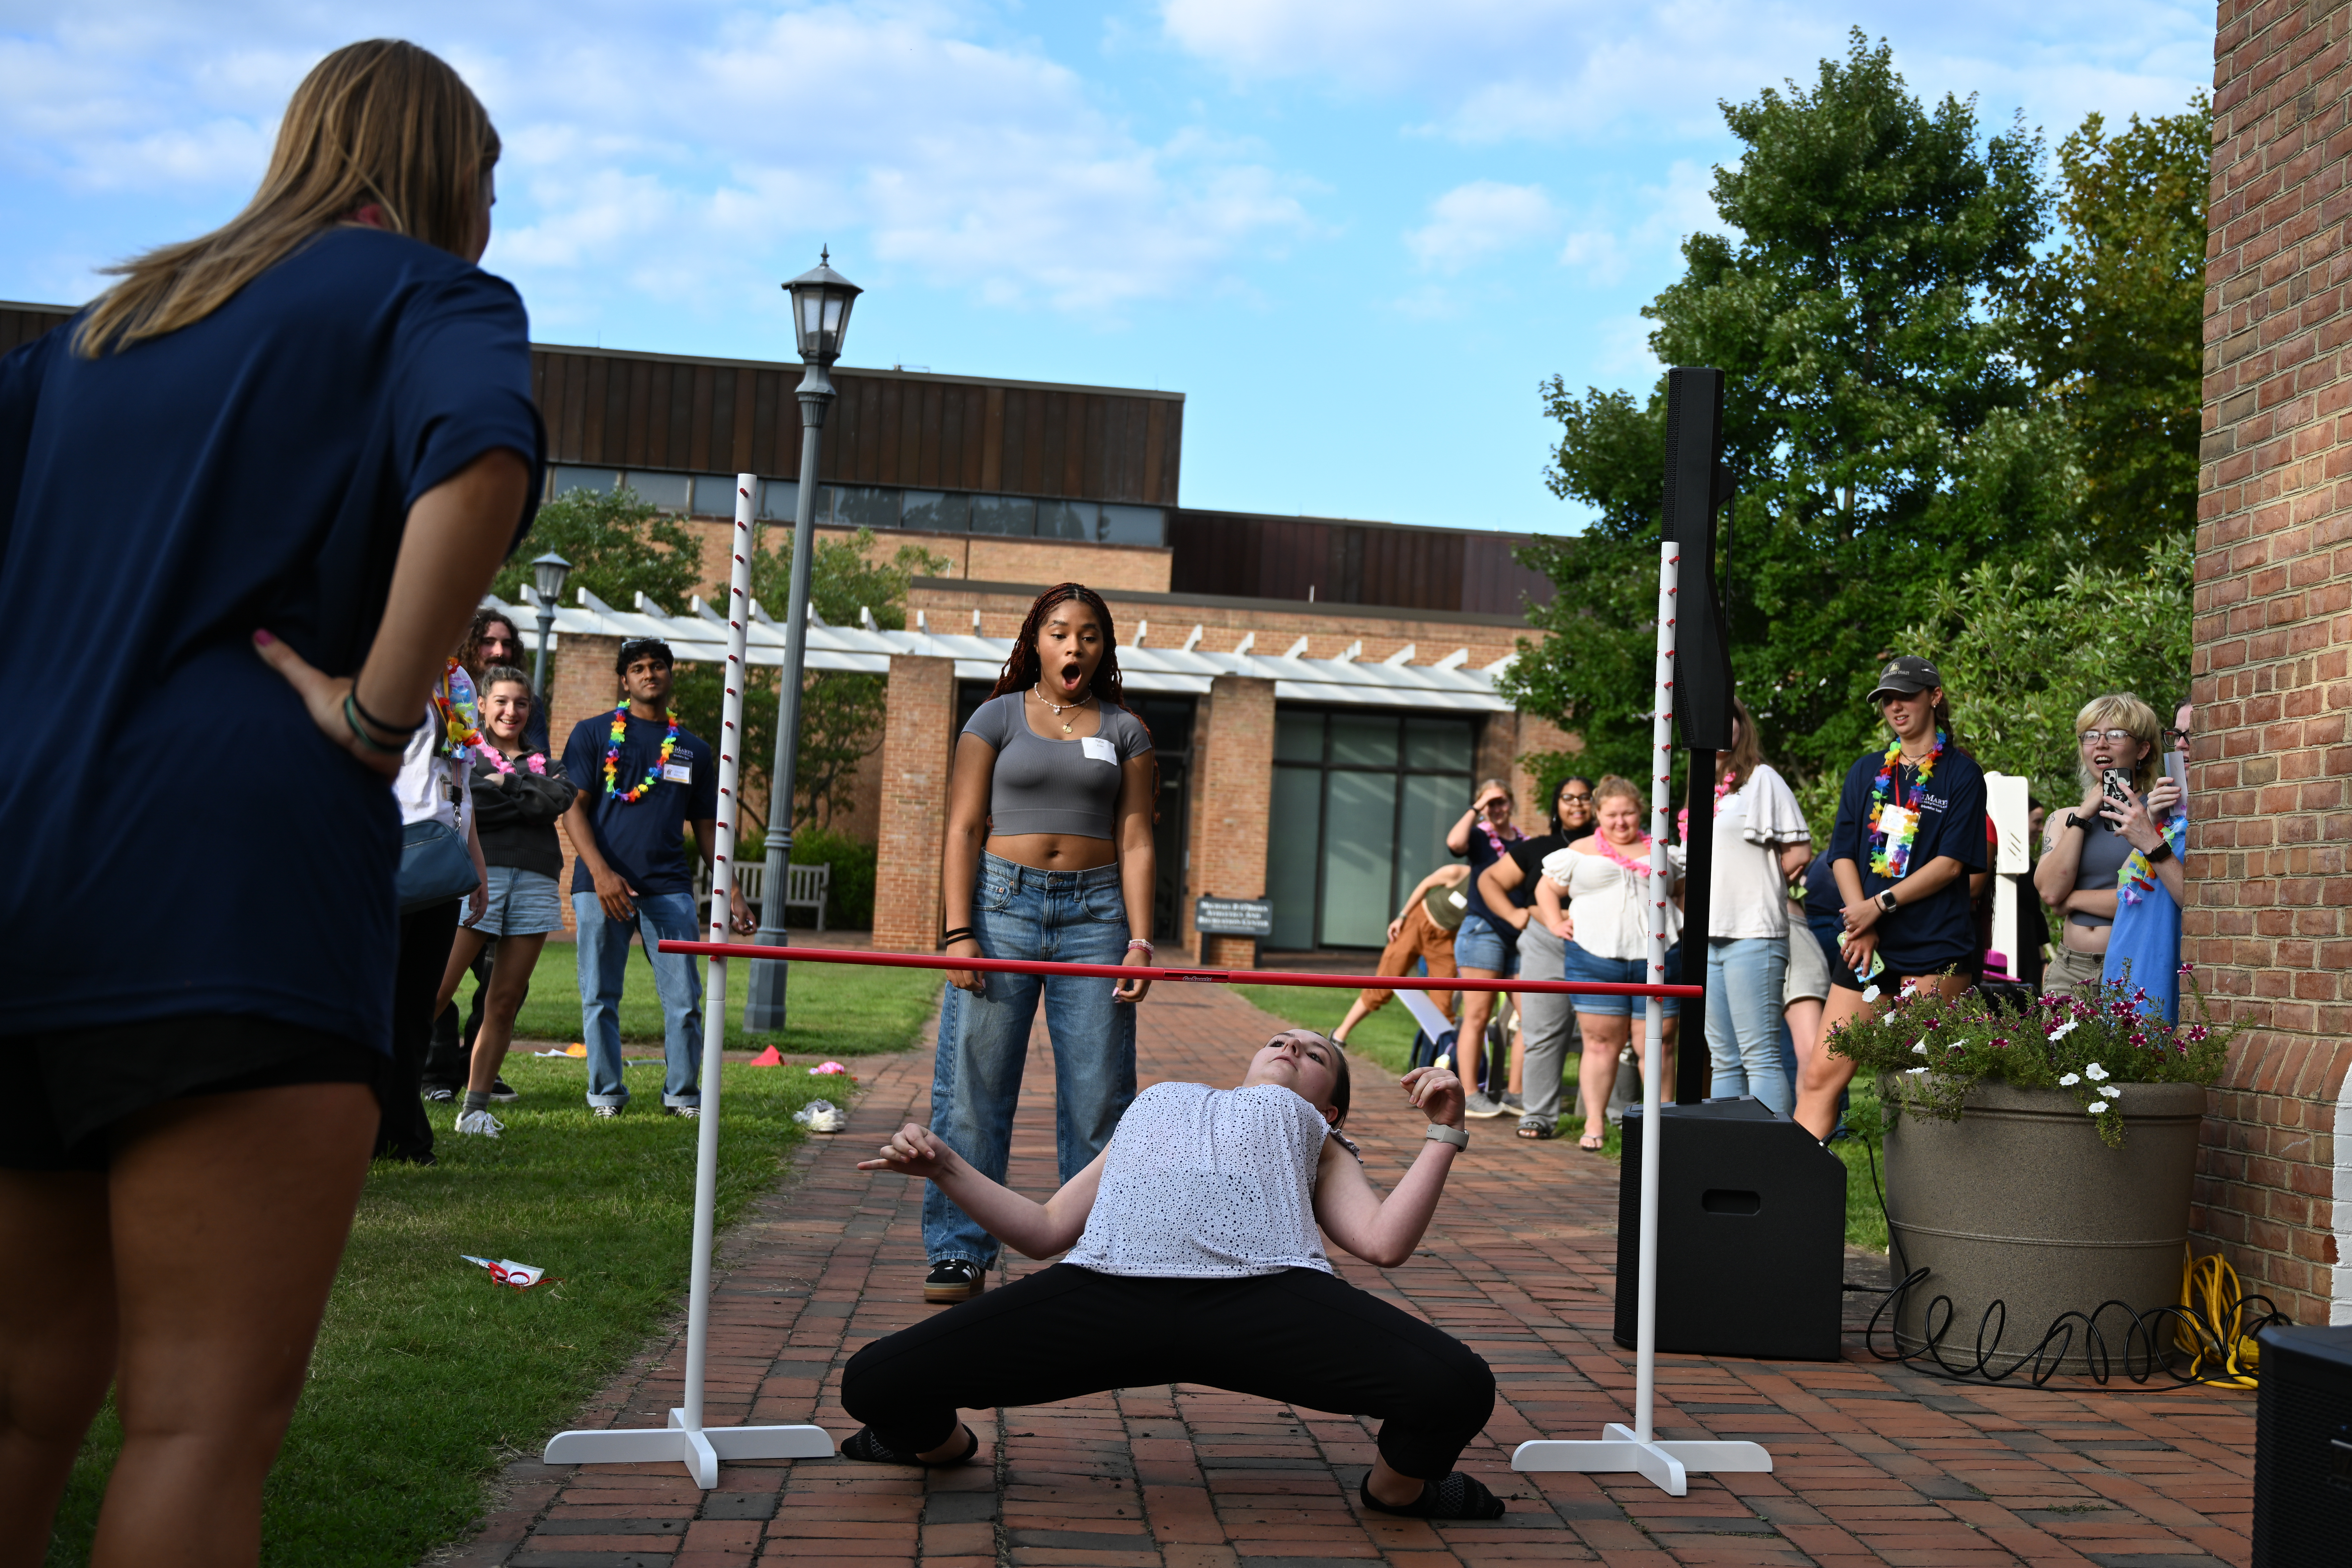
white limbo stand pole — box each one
[544,475,836,1487]
[1509,535,1773,1496]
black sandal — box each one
[1516,1117,1553,1140]
[839,1423,979,1467]
[1360,1470,1506,1520]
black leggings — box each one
[841,1264,1494,1478]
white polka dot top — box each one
[1064,1081,1335,1277]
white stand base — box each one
[544,1409,834,1489]
[1511,1424,1772,1497]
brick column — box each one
[2196,0,2352,1325]
[870,654,959,955]
[546,634,621,941]
[1509,713,1576,822]
[1185,675,1276,965]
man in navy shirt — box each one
[562,637,754,1117]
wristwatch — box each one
[2065,811,2091,832]
[1876,888,1899,914]
[2145,841,2175,864]
[1425,1123,1469,1149]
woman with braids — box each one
[1792,656,1988,1141]
[929,584,1157,1303]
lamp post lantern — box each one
[744,250,861,1032]
[528,550,572,702]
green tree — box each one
[673,528,950,831]
[2018,97,2210,553]
[491,485,704,612]
[1502,29,2056,787]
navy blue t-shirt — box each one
[0,227,542,1052]
[563,712,721,897]
[1459,826,1525,925]
[1827,743,1989,974]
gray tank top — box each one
[962,692,1152,839]
[2067,816,2134,929]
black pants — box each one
[423,943,525,1089]
[376,898,460,1162]
[841,1264,1494,1478]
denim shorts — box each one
[468,865,563,938]
[1453,911,1519,974]
[1560,939,1683,1018]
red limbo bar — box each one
[659,940,1704,998]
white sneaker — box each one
[591,1104,621,1120]
[794,1099,847,1134]
[455,1108,504,1137]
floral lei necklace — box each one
[1868,729,1945,879]
[1476,818,1522,855]
[1675,769,1739,840]
[1593,828,1656,879]
[476,739,547,776]
[604,706,680,802]
[429,660,482,758]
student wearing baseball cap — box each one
[1793,656,1988,1140]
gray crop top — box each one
[962,692,1153,839]
[2066,815,2135,930]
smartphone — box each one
[2163,751,2188,799]
[2102,767,2133,818]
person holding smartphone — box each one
[2030,694,2179,1001]
[1792,656,1988,1142]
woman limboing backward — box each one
[1792,655,1988,1142]
[842,1031,1506,1520]
[931,584,1156,1304]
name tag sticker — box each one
[1875,804,1915,846]
[1080,736,1118,765]
[662,761,694,784]
[1448,889,1468,908]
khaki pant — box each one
[2041,942,2104,1001]
[1356,901,1458,1021]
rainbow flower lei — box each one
[1867,729,1944,879]
[429,661,482,758]
[604,706,681,803]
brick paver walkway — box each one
[450,986,2256,1567]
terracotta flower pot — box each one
[1880,1078,2207,1375]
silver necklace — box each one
[1031,684,1093,734]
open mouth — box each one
[1060,661,1083,686]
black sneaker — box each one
[924,1259,986,1304]
[489,1078,519,1103]
[421,1083,457,1104]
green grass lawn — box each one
[1228,985,1890,1251]
[45,964,937,1568]
[499,942,940,1054]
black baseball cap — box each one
[1868,655,1944,703]
[616,637,675,672]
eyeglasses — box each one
[2162,727,2192,746]
[1561,791,1593,802]
[2077,728,2137,745]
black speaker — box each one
[1659,367,1736,754]
[2252,1323,2352,1566]
[1614,1097,1848,1360]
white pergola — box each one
[493,587,1522,710]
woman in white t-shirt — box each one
[1533,776,1681,1150]
[1689,701,1812,1115]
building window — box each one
[1037,499,1097,540]
[757,479,799,521]
[623,471,691,513]
[1099,503,1165,547]
[970,495,1037,535]
[689,474,740,516]
[1266,709,1475,949]
[550,465,618,498]
[901,491,970,532]
[825,485,903,529]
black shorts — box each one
[0,1017,384,1172]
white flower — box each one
[2059,1073,2081,1087]
[1862,985,1882,1002]
[2087,1102,2108,1114]
[1907,1067,1928,1075]
[1912,1042,1929,1055]
[2085,1063,2110,1081]
[2100,1085,2121,1099]
[2050,1019,2080,1039]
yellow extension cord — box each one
[2178,1249,2263,1387]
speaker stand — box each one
[1510,527,1774,1497]
[542,483,834,1488]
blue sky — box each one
[2,1,2213,533]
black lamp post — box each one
[529,550,572,701]
[744,250,861,1033]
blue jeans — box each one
[925,855,1137,1268]
[572,890,704,1109]
[1705,935,1791,1114]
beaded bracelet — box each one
[1126,939,1154,955]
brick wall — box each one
[673,518,1174,604]
[1185,675,1277,965]
[870,654,959,954]
[2196,0,2352,1325]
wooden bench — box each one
[698,859,831,929]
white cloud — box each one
[1159,0,2215,144]
[1405,180,1556,272]
[0,1,1318,323]
[1557,159,1719,285]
